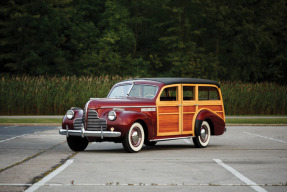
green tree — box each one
[0,0,71,75]
[62,0,102,75]
[207,0,287,83]
[96,0,138,76]
[0,0,286,83]
[154,0,219,78]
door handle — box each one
[195,104,199,106]
[177,104,182,106]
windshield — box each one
[108,84,158,99]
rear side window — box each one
[183,86,195,100]
[160,86,178,101]
[198,86,220,100]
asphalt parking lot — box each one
[0,125,286,192]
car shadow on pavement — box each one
[81,143,202,153]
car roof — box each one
[126,78,220,88]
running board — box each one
[150,136,193,142]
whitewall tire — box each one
[192,121,211,148]
[122,122,145,153]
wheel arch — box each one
[136,119,148,139]
[114,111,153,136]
[205,118,215,135]
[194,109,225,136]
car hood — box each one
[86,98,156,110]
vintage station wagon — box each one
[59,78,226,153]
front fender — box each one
[108,111,153,138]
[62,108,83,130]
[195,109,225,136]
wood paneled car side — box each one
[59,78,226,153]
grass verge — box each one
[226,118,287,124]
[0,119,61,124]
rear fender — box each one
[195,109,225,136]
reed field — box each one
[0,75,125,115]
[221,82,287,115]
[0,75,286,115]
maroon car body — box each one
[60,78,226,153]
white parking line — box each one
[2,126,17,129]
[0,182,282,187]
[0,134,29,143]
[0,131,41,143]
[0,183,32,186]
[25,159,74,192]
[214,159,267,192]
[243,132,286,144]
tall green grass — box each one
[0,75,125,115]
[1,75,286,115]
[221,82,287,115]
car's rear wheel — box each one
[122,122,145,153]
[192,121,211,148]
[67,136,89,151]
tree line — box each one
[1,0,286,83]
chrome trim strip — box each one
[85,100,93,114]
[141,108,156,112]
[66,125,69,137]
[113,108,125,111]
[59,128,121,138]
[100,105,156,109]
[150,137,192,142]
[84,100,93,128]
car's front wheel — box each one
[122,122,145,153]
[192,121,211,148]
[67,136,89,151]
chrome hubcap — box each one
[132,131,139,144]
[131,127,142,147]
[200,126,208,142]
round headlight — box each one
[108,111,117,121]
[66,110,74,120]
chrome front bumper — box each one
[59,126,121,139]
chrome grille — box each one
[73,118,84,130]
[87,109,107,131]
[82,110,85,123]
[88,109,98,119]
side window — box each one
[209,87,220,100]
[129,85,141,97]
[129,84,158,99]
[183,86,195,100]
[142,85,158,98]
[198,86,220,100]
[160,86,178,101]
